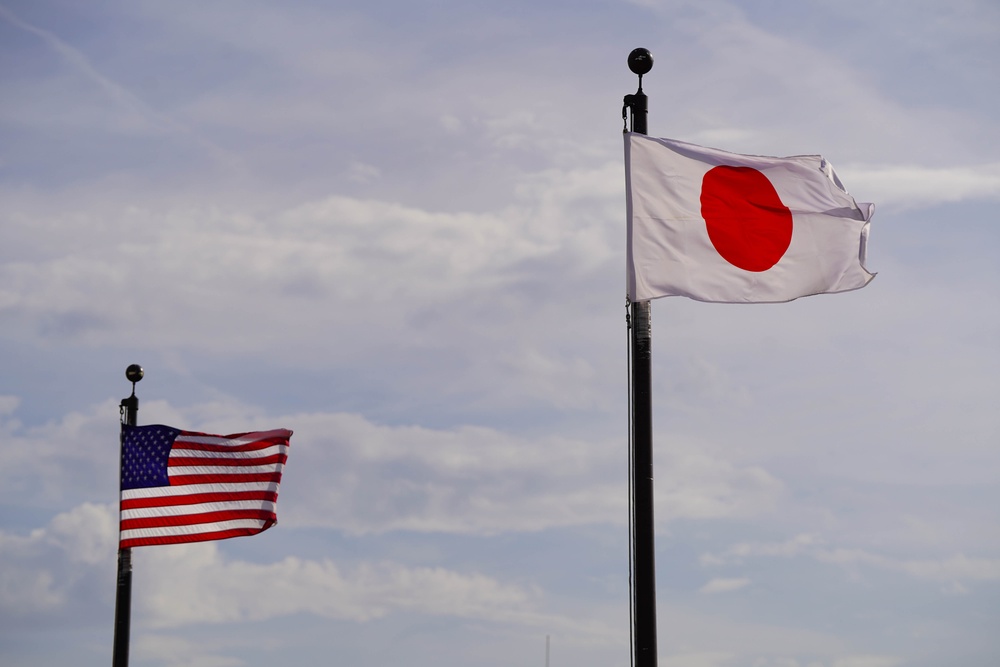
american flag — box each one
[119,424,292,549]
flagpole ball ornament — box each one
[628,48,653,76]
[125,364,144,384]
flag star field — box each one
[0,2,997,666]
[122,426,177,489]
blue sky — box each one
[1,1,998,666]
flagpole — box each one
[113,364,143,667]
[625,48,657,667]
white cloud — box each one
[0,502,117,618]
[0,400,120,507]
[347,162,382,184]
[134,542,542,627]
[0,396,20,415]
[663,652,735,667]
[0,501,619,647]
[702,533,823,563]
[0,391,786,537]
[134,634,246,667]
[704,534,1000,588]
[280,408,789,534]
[831,656,903,667]
[838,163,1000,210]
[699,577,750,594]
[0,161,622,365]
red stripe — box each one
[167,472,283,485]
[121,508,276,531]
[121,490,278,510]
[179,430,273,440]
[168,453,288,467]
[120,523,274,549]
[174,438,289,453]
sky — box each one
[1,1,998,666]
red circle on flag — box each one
[701,166,793,272]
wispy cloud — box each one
[699,577,750,594]
[0,3,236,164]
[703,533,1000,589]
[841,163,1000,209]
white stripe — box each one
[167,462,284,476]
[120,519,268,541]
[121,500,275,520]
[122,481,280,501]
[170,444,288,459]
[175,430,290,447]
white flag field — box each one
[625,132,875,304]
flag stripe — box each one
[168,453,288,468]
[174,439,290,453]
[121,518,271,539]
[121,481,279,500]
[122,500,276,520]
[163,472,284,486]
[121,490,277,510]
[167,464,284,477]
[120,521,273,548]
[170,444,288,458]
[119,425,291,548]
[121,508,276,530]
[176,430,291,446]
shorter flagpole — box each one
[113,364,143,667]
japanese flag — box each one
[625,133,874,303]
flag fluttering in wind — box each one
[625,132,875,303]
[119,425,292,548]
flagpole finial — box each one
[125,364,143,385]
[125,364,144,383]
[628,48,653,77]
[125,364,143,397]
[624,49,651,134]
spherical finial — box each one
[628,48,653,76]
[125,364,144,383]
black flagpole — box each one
[625,48,657,667]
[113,364,143,667]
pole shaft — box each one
[627,80,657,667]
[112,393,138,667]
[631,300,656,667]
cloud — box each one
[133,634,247,667]
[267,410,785,534]
[0,399,120,508]
[703,533,1000,589]
[831,657,903,667]
[0,3,232,167]
[0,502,117,622]
[661,652,735,667]
[134,542,542,628]
[0,394,784,541]
[698,577,750,594]
[0,162,621,358]
[839,163,1000,210]
[0,501,618,647]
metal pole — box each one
[625,48,657,667]
[113,364,143,667]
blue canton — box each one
[121,424,180,490]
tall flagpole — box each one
[625,48,657,667]
[113,364,143,667]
